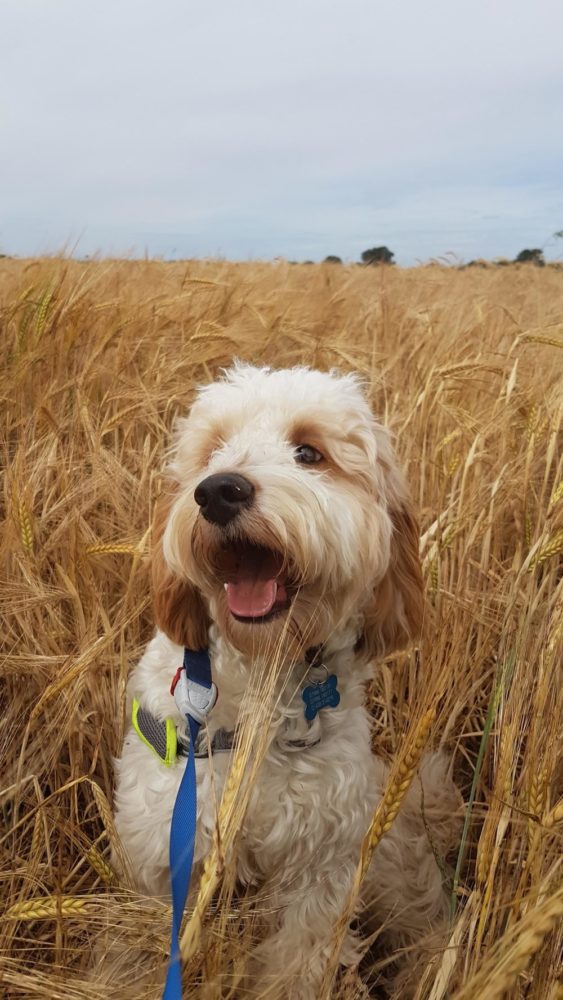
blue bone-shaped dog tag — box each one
[302,674,340,721]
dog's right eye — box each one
[295,444,324,465]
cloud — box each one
[2,0,563,263]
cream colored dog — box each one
[113,364,458,997]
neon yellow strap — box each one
[131,697,178,767]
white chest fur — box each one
[113,629,376,897]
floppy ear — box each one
[151,485,210,649]
[360,499,425,659]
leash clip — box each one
[172,667,217,725]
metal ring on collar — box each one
[308,662,329,686]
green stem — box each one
[449,650,516,921]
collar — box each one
[131,644,333,767]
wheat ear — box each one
[452,885,563,1000]
[180,740,248,961]
[6,896,88,920]
[322,708,436,997]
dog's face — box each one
[153,365,423,661]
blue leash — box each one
[162,648,216,1000]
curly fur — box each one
[113,364,459,997]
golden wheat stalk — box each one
[545,582,563,658]
[528,766,549,841]
[475,821,494,892]
[179,633,297,965]
[526,403,539,439]
[452,886,563,1000]
[34,281,55,337]
[85,543,139,555]
[180,741,249,960]
[475,806,511,951]
[427,905,471,1000]
[28,636,108,722]
[87,779,134,887]
[525,512,533,549]
[520,333,563,349]
[17,500,34,552]
[436,428,462,452]
[529,529,563,570]
[5,896,88,920]
[362,710,435,877]
[548,479,563,510]
[85,846,120,886]
[543,799,563,829]
[429,556,439,594]
[30,810,48,866]
[322,709,436,997]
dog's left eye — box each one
[295,444,324,465]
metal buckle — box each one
[173,668,217,725]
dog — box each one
[113,364,459,997]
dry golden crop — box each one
[1,256,562,998]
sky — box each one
[2,0,563,265]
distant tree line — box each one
[1,232,561,266]
[318,239,563,267]
[319,233,563,267]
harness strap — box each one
[162,647,214,1000]
[179,725,236,758]
[132,704,322,761]
[131,698,177,765]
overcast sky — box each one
[2,0,563,264]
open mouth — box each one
[219,541,291,623]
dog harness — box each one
[139,645,340,1000]
[131,697,235,765]
[131,646,339,768]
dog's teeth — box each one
[224,583,228,590]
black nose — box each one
[194,473,255,526]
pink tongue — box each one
[226,578,278,617]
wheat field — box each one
[1,256,562,999]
